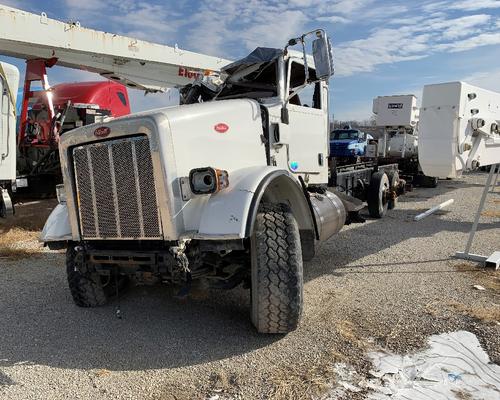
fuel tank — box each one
[310,190,346,242]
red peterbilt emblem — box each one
[214,123,229,133]
[94,127,111,137]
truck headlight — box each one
[56,184,67,203]
[189,167,229,195]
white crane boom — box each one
[0,5,231,92]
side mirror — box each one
[312,33,334,80]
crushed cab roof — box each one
[221,47,282,77]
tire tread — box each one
[252,203,303,333]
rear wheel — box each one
[251,203,303,334]
[422,175,438,188]
[367,171,389,218]
[387,170,399,210]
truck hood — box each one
[58,98,267,178]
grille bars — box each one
[73,136,162,240]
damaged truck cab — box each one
[42,30,348,333]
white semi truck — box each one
[40,30,368,334]
[0,61,19,217]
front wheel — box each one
[251,203,303,334]
[66,246,108,307]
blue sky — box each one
[1,0,500,120]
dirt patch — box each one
[455,262,500,293]
[481,210,500,218]
[452,389,473,400]
[266,358,334,400]
[0,228,42,260]
[0,199,56,260]
[446,300,500,324]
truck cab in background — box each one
[15,59,131,198]
[0,61,19,217]
[330,126,372,163]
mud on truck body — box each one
[41,30,368,333]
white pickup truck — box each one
[41,30,385,333]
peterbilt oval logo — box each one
[214,123,229,133]
[94,127,111,137]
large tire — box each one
[66,246,108,307]
[251,203,303,334]
[367,171,389,218]
[386,170,399,210]
[422,175,438,188]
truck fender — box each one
[40,203,72,243]
[196,166,315,240]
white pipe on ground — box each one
[414,199,454,221]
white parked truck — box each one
[0,61,19,217]
[372,94,419,159]
[372,94,438,187]
[40,30,372,334]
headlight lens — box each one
[189,167,229,195]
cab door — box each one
[286,59,329,184]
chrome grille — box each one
[72,136,162,239]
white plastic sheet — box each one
[367,331,500,399]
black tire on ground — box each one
[367,171,389,218]
[66,246,108,307]
[422,175,438,188]
[386,170,399,210]
[251,203,303,334]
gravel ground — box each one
[0,172,498,399]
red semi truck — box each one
[14,59,131,197]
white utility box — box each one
[373,95,419,127]
[419,82,500,179]
[0,61,20,182]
